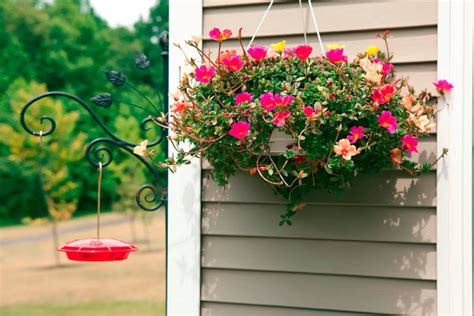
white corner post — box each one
[168,0,203,315]
[437,0,472,314]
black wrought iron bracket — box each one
[19,32,169,212]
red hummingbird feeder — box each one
[58,162,137,262]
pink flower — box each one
[247,46,267,61]
[325,48,347,63]
[377,111,397,134]
[303,106,319,120]
[433,79,453,93]
[209,27,232,41]
[283,48,294,58]
[259,92,276,111]
[223,55,244,72]
[334,139,359,161]
[194,65,216,84]
[273,94,294,107]
[401,134,418,154]
[273,110,291,127]
[303,106,314,117]
[381,62,393,75]
[294,45,313,61]
[373,58,394,75]
[228,121,250,140]
[235,92,253,105]
[371,84,395,105]
[259,92,293,111]
[347,126,365,144]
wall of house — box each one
[200,1,438,315]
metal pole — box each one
[159,30,169,316]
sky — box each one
[89,0,157,28]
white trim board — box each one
[437,0,472,315]
[168,0,203,315]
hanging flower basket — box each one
[142,28,452,225]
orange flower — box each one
[402,94,416,110]
[218,49,237,64]
[333,138,359,160]
[172,99,190,114]
[408,113,433,133]
[390,148,402,165]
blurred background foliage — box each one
[0,0,168,225]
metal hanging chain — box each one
[97,162,103,240]
[298,0,308,44]
[307,0,325,53]
[246,0,274,50]
[246,0,324,52]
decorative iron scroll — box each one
[19,31,169,212]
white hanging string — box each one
[246,0,324,54]
[246,0,274,50]
[308,0,325,54]
[298,0,308,44]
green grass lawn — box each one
[1,301,165,316]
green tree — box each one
[0,80,87,265]
[0,0,168,223]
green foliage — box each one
[170,33,442,224]
[0,80,87,223]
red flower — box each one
[294,45,313,61]
[218,49,237,64]
[172,100,189,114]
[303,106,319,120]
[294,154,306,166]
[223,55,243,72]
[371,84,395,105]
[273,110,291,127]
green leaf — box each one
[324,164,334,174]
[284,149,296,159]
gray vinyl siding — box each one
[200,1,438,315]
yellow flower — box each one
[133,140,148,157]
[271,40,286,53]
[366,45,380,55]
[326,43,345,50]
